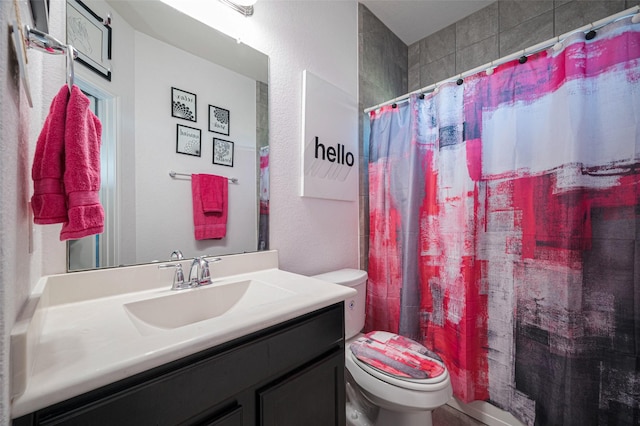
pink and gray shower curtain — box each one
[367,16,640,426]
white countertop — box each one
[10,251,356,418]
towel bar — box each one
[169,170,239,184]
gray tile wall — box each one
[358,4,408,269]
[257,81,269,238]
[257,81,269,150]
[359,0,638,270]
[409,0,639,91]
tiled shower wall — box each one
[409,0,640,91]
[358,3,408,269]
[257,81,268,249]
[359,0,640,270]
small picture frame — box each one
[209,105,230,136]
[66,0,111,81]
[176,124,201,157]
[172,87,197,122]
[213,138,234,167]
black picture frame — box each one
[209,105,230,136]
[176,124,201,157]
[171,87,197,122]
[213,138,234,167]
[66,0,112,81]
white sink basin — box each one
[124,279,296,330]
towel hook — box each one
[66,45,76,92]
[23,25,78,93]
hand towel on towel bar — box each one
[192,174,228,240]
[200,174,226,213]
[31,85,70,224]
[60,85,104,241]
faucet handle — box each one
[198,257,221,285]
[200,258,211,285]
[170,250,184,260]
[159,263,193,290]
[174,264,185,286]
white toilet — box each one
[313,269,453,426]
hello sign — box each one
[301,70,358,201]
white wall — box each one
[163,0,361,275]
[0,0,67,420]
[1,0,359,419]
[253,1,360,275]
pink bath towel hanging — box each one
[191,174,228,240]
[31,85,70,224]
[59,85,104,241]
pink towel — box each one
[191,174,228,240]
[59,86,104,241]
[198,174,226,213]
[31,85,70,224]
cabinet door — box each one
[258,351,345,426]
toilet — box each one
[313,269,453,426]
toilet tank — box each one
[312,269,367,340]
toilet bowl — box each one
[313,269,453,426]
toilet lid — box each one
[349,331,446,382]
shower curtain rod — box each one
[364,5,640,114]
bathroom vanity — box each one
[10,251,354,425]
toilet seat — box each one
[349,331,448,392]
[345,342,453,411]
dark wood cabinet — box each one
[259,350,344,426]
[13,304,346,426]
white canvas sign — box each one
[301,70,358,201]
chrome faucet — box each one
[188,256,221,287]
[159,255,221,290]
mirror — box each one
[67,0,269,271]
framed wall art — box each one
[66,0,112,80]
[176,124,201,156]
[213,138,234,167]
[172,87,197,122]
[209,105,230,136]
[300,70,358,201]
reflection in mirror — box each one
[67,0,269,271]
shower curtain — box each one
[367,17,640,426]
